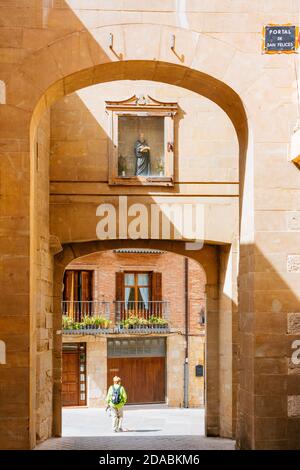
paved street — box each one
[36,406,235,450]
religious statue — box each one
[134,132,150,176]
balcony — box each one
[62,301,112,335]
[62,300,170,334]
[115,300,170,333]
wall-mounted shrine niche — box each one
[106,95,178,186]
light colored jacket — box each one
[106,384,127,409]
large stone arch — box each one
[52,239,225,440]
[1,0,299,450]
[31,56,244,445]
[1,24,249,449]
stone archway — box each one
[1,0,299,450]
[1,23,250,449]
[52,239,232,443]
[28,55,245,447]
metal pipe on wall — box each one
[183,257,189,408]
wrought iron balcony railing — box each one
[114,300,170,331]
[61,300,170,333]
[62,300,110,324]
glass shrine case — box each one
[106,95,178,186]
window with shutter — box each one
[152,272,162,316]
[115,271,163,318]
[152,272,162,302]
[123,272,150,304]
[63,270,74,302]
[115,271,124,321]
[80,271,92,302]
[115,271,124,301]
[63,270,93,320]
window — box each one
[63,270,93,302]
[124,272,150,309]
[115,271,163,319]
[62,270,93,320]
[107,337,166,357]
[106,95,178,186]
[116,272,162,303]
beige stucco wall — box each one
[166,333,185,407]
[188,335,205,407]
[86,338,107,407]
[166,334,205,408]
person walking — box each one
[106,376,127,432]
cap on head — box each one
[113,376,121,383]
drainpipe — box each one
[183,257,189,408]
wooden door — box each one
[62,352,79,406]
[107,357,165,404]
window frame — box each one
[124,271,151,303]
[106,95,178,187]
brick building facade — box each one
[62,250,205,408]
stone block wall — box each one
[287,312,300,448]
[34,110,54,443]
[218,244,238,437]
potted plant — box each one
[62,315,74,330]
[82,315,111,329]
[120,315,140,329]
[62,315,111,331]
[119,315,145,329]
[156,159,164,176]
[149,315,168,328]
[118,315,168,329]
[118,155,127,177]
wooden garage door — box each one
[62,352,79,406]
[107,356,165,404]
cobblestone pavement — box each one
[36,406,235,450]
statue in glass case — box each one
[134,132,150,176]
[106,94,177,185]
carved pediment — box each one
[105,94,178,113]
[107,93,176,187]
